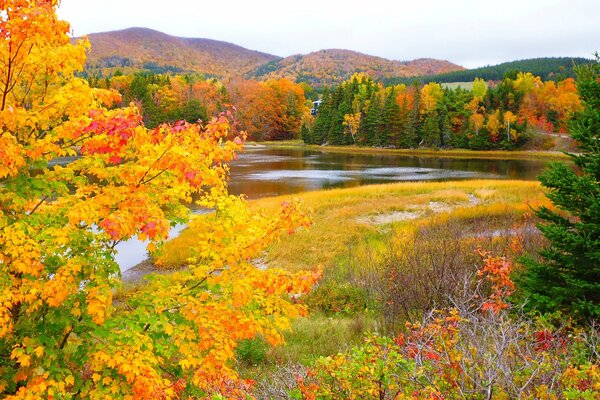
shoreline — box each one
[252,140,571,161]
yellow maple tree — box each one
[0,1,318,398]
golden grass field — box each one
[152,179,551,367]
[160,179,549,272]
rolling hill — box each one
[249,49,463,86]
[83,27,280,77]
[82,28,463,85]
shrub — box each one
[236,337,269,365]
[303,281,368,316]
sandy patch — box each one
[356,211,423,225]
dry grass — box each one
[160,180,549,272]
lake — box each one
[116,146,552,271]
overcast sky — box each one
[57,0,598,69]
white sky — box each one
[57,0,599,68]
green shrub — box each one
[235,336,269,365]
[304,282,368,315]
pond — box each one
[116,146,553,271]
[227,146,550,200]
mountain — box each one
[82,28,463,85]
[83,27,280,77]
[249,49,463,86]
[384,57,595,85]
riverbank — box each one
[253,140,571,161]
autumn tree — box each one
[0,1,317,398]
[517,56,600,320]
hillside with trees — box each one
[250,49,463,86]
[82,28,463,86]
[385,57,594,85]
[83,27,280,77]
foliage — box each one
[0,2,318,398]
[227,77,309,140]
[294,254,600,399]
[517,56,600,320]
[99,72,310,140]
[303,281,368,316]
[235,337,270,366]
[306,72,581,150]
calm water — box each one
[117,146,552,271]
[227,146,549,199]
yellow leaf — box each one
[34,346,44,358]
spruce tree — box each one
[300,123,310,143]
[382,88,402,148]
[360,93,383,147]
[422,110,441,148]
[311,88,332,144]
[517,57,600,320]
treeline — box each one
[88,73,309,141]
[304,73,581,150]
[385,57,593,85]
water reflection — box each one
[227,147,551,200]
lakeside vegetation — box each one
[304,72,581,150]
[90,58,584,152]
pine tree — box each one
[327,87,346,145]
[360,93,383,147]
[382,88,402,147]
[411,81,423,146]
[311,88,332,144]
[517,57,600,320]
[422,110,441,148]
[438,103,452,147]
[300,123,310,143]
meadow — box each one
[157,179,551,376]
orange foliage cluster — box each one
[226,77,309,140]
[515,73,582,132]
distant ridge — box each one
[384,57,595,85]
[248,49,463,86]
[83,27,280,77]
[82,28,464,85]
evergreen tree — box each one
[422,110,441,148]
[326,86,347,145]
[300,123,310,143]
[382,88,402,147]
[438,104,452,147]
[311,88,332,144]
[411,81,422,146]
[517,57,600,320]
[359,93,383,146]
